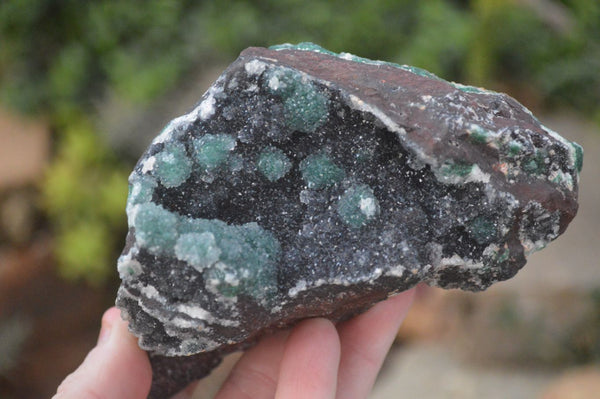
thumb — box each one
[53,307,152,399]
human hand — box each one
[54,288,415,399]
[52,307,152,399]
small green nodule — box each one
[265,67,329,133]
[154,141,192,188]
[467,216,498,245]
[571,141,584,173]
[127,174,157,209]
[440,161,473,178]
[467,125,491,145]
[337,184,380,228]
[257,148,292,182]
[299,153,345,189]
[193,134,236,172]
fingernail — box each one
[98,309,119,346]
[98,319,113,346]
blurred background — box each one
[0,0,599,398]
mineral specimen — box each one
[116,43,582,398]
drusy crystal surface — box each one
[116,43,582,398]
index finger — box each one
[335,289,415,399]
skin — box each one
[53,288,415,399]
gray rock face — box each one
[115,43,582,398]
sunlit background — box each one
[1,1,599,398]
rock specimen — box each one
[116,43,582,398]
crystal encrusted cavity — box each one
[116,43,581,398]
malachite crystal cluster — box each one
[116,43,582,398]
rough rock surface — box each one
[115,43,582,398]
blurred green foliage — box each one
[40,117,128,284]
[3,0,599,117]
[1,0,599,284]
